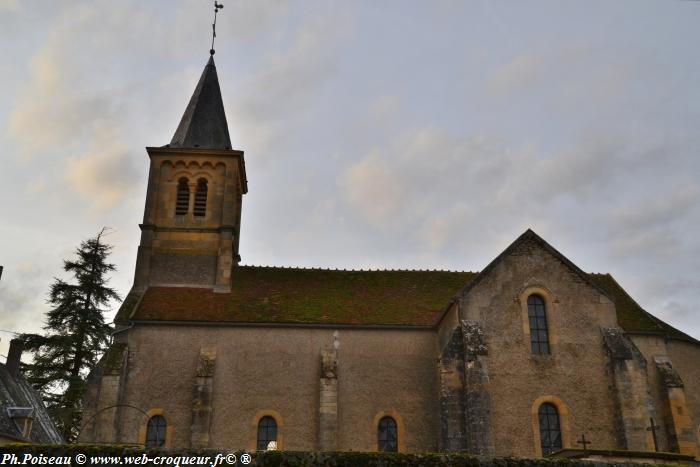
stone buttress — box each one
[654,356,697,457]
[438,320,494,455]
[318,334,339,450]
[602,327,659,451]
[191,348,217,448]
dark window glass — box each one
[378,416,398,452]
[257,416,277,450]
[193,178,208,217]
[538,403,562,455]
[175,178,190,216]
[145,415,166,448]
[528,295,550,354]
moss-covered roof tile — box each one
[588,273,698,344]
[132,266,477,326]
[126,266,695,343]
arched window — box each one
[175,177,190,216]
[193,178,208,217]
[528,295,550,354]
[256,416,277,450]
[145,415,167,448]
[377,416,398,452]
[538,403,562,456]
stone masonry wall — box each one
[113,325,439,452]
[455,236,620,457]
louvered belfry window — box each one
[193,178,208,217]
[175,178,190,216]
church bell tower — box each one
[133,55,247,293]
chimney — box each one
[6,339,23,378]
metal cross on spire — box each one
[210,1,224,55]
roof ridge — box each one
[238,264,476,273]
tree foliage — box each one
[20,228,120,442]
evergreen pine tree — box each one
[20,228,120,442]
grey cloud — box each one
[642,277,700,299]
[65,146,140,213]
[604,184,700,261]
[608,184,700,233]
[337,118,699,270]
[0,262,48,336]
[0,0,19,11]
[487,51,545,101]
[607,229,682,263]
[230,8,350,156]
[338,127,615,230]
[6,1,152,213]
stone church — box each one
[80,54,700,460]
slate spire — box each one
[170,56,232,150]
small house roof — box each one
[0,363,63,444]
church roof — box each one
[588,273,699,344]
[121,266,697,343]
[168,56,232,150]
[129,267,477,327]
[120,265,693,343]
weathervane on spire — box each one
[210,1,224,55]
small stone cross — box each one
[577,434,592,451]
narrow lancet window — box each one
[378,416,398,452]
[538,403,562,455]
[193,178,208,217]
[528,295,550,354]
[175,177,190,216]
[145,415,167,448]
[257,416,277,450]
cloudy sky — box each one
[1,0,699,357]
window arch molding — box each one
[250,410,283,451]
[161,159,213,172]
[137,408,172,448]
[519,285,558,351]
[169,171,214,184]
[531,396,570,457]
[372,410,405,452]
